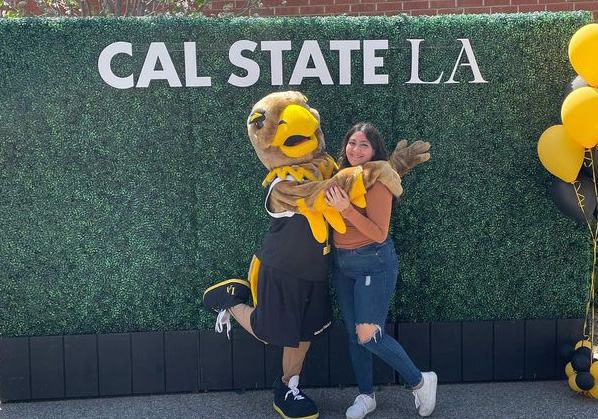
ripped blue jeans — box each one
[333,237,423,394]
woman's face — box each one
[345,130,374,167]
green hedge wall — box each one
[0,12,593,337]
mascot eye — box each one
[248,112,266,129]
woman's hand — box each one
[325,186,351,212]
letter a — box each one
[445,39,488,84]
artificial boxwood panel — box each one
[0,12,592,337]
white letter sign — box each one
[261,41,292,86]
[137,42,182,88]
[98,42,134,90]
[184,42,212,87]
[363,40,388,85]
[228,40,260,87]
[330,40,360,85]
[289,40,333,85]
[445,39,488,84]
[406,39,443,84]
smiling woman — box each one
[339,123,388,170]
[346,131,375,167]
[327,122,436,419]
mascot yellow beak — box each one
[271,104,319,158]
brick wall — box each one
[207,0,598,19]
[10,0,598,18]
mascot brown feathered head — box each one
[247,91,326,170]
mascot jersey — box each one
[256,176,329,282]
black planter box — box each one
[0,319,584,402]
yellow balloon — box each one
[569,23,598,87]
[590,363,598,399]
[575,340,593,350]
[562,87,598,148]
[566,362,575,378]
[569,373,582,392]
[537,125,585,182]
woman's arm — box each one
[326,182,393,243]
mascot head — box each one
[247,91,326,170]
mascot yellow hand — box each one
[296,198,329,243]
[313,192,346,234]
[296,172,366,243]
[349,172,367,208]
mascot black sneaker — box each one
[203,279,250,312]
[273,375,319,419]
[202,279,251,338]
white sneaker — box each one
[346,393,376,419]
[413,371,437,417]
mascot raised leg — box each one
[202,91,430,419]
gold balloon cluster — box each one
[538,23,598,183]
[566,340,598,398]
[537,23,598,399]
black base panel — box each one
[525,320,556,380]
[397,323,430,385]
[165,331,199,393]
[199,330,233,390]
[329,324,357,387]
[0,337,31,401]
[131,332,165,395]
[303,333,330,387]
[431,322,462,383]
[494,320,524,381]
[232,328,265,390]
[373,323,396,385]
[264,344,283,389]
[0,319,586,401]
[556,318,585,379]
[64,335,99,398]
[98,333,132,396]
[462,321,493,382]
[30,336,65,400]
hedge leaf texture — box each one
[0,12,593,336]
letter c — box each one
[98,42,134,89]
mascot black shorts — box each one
[250,263,332,348]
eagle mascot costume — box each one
[203,91,430,419]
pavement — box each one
[1,380,597,419]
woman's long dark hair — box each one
[337,122,389,169]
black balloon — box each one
[576,371,595,391]
[560,343,576,361]
[581,148,598,178]
[571,352,592,372]
[576,346,592,359]
[551,172,597,224]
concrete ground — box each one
[1,380,597,419]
